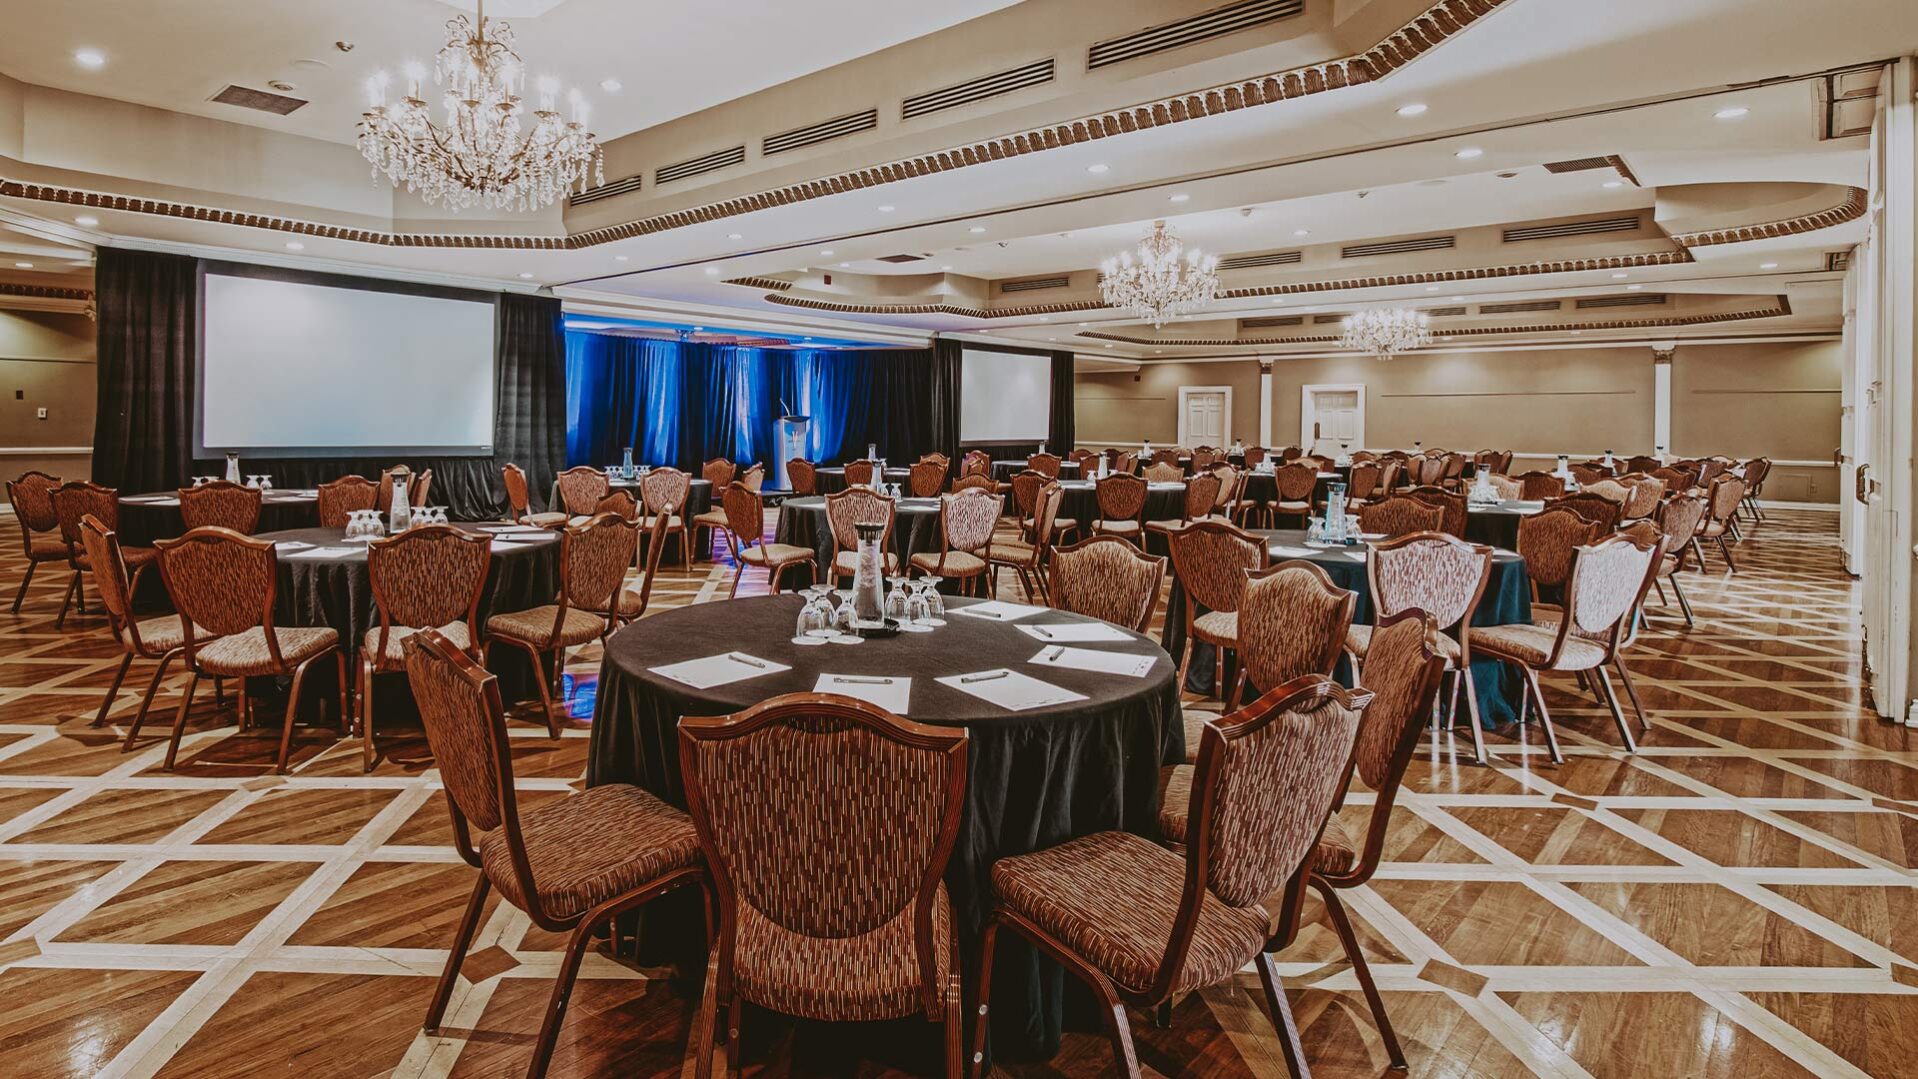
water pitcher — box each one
[224,452,241,483]
[388,474,412,533]
[850,522,887,626]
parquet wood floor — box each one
[0,509,1913,1077]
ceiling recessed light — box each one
[703,266,719,276]
[727,232,743,240]
[1086,163,1109,174]
[1269,297,1285,304]
[1611,272,1629,279]
[1569,330,1583,335]
[614,255,629,262]
[1038,316,1050,321]
[1396,102,1428,117]
[1759,261,1778,269]
[968,226,986,234]
[75,215,98,227]
[518,272,534,279]
[1168,193,1190,203]
[1454,147,1484,159]
[600,78,622,92]
[1714,106,1749,120]
[877,204,895,213]
[1104,344,1114,349]
[940,265,953,271]
[14,262,32,269]
[283,242,304,252]
[1293,228,1310,237]
[1602,180,1624,189]
[73,49,105,69]
[819,249,834,256]
[1451,296,1464,302]
[1626,284,1643,290]
[838,262,850,268]
[1425,285,1440,291]
[1077,322,1089,327]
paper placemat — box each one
[813,674,912,713]
[1028,645,1156,678]
[936,669,1087,712]
[1342,550,1369,561]
[272,540,316,553]
[651,652,791,689]
[1018,621,1133,644]
[950,600,1048,624]
[1268,544,1319,558]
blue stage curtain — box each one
[565,334,683,468]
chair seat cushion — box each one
[1346,622,1460,660]
[1703,520,1730,537]
[833,549,900,577]
[1180,709,1215,764]
[1310,813,1361,878]
[909,550,985,576]
[988,540,1040,565]
[363,621,473,666]
[520,512,568,528]
[1191,609,1238,642]
[735,882,952,1023]
[480,783,700,922]
[1097,520,1143,536]
[194,626,338,676]
[1277,500,1311,513]
[1471,621,1605,669]
[130,616,207,655]
[741,542,815,567]
[75,544,157,571]
[990,830,1271,996]
[27,533,66,561]
[486,605,606,649]
[1025,516,1077,534]
[638,515,684,530]
[691,510,727,528]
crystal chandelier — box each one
[357,1,603,212]
[1099,220,1220,328]
[1340,308,1432,361]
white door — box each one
[1182,390,1227,446]
[1309,389,1361,455]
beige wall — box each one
[1671,340,1841,504]
[1075,359,1262,446]
[1,309,95,504]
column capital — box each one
[1651,341,1677,364]
[1258,358,1275,374]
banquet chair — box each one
[680,693,966,1078]
[591,489,640,521]
[377,465,420,515]
[825,486,899,586]
[411,469,434,508]
[1651,493,1708,625]
[1114,450,1139,475]
[484,513,636,735]
[693,466,753,564]
[639,466,694,570]
[1027,451,1062,478]
[1208,466,1244,522]
[1700,476,1747,571]
[53,481,155,630]
[609,511,675,632]
[973,676,1368,1079]
[1515,471,1566,500]
[6,470,64,613]
[719,485,815,598]
[1010,468,1075,543]
[1627,454,1663,474]
[1176,471,1225,528]
[405,629,704,1079]
[1740,457,1772,522]
[1357,496,1443,539]
[1410,455,1448,487]
[1517,507,1601,617]
[1618,474,1666,522]
[319,475,382,528]
[1440,453,1468,490]
[1348,531,1493,763]
[1166,520,1267,700]
[950,473,997,495]
[1582,478,1631,505]
[1142,460,1184,484]
[1067,448,1101,475]
[918,451,951,471]
[1406,486,1467,538]
[1271,462,1318,528]
[959,450,993,480]
[738,463,765,493]
[155,527,346,773]
[1281,445,1304,461]
[1190,446,1218,470]
[1693,458,1727,489]
[553,465,610,518]
[843,459,877,487]
[1047,535,1165,633]
[910,459,947,498]
[1484,473,1523,500]
[1241,445,1267,469]
[175,479,261,534]
[1547,492,1621,533]
[360,524,491,772]
[702,458,738,497]
[990,481,1063,602]
[1150,447,1181,468]
[910,489,999,596]
[1345,463,1382,507]
[1568,464,1606,487]
[1092,473,1149,545]
[787,458,818,496]
[1472,533,1661,761]
[1222,561,1356,713]
[79,515,217,749]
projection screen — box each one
[959,347,1052,443]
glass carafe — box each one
[621,446,635,480]
[388,475,412,533]
[224,453,241,483]
[850,522,887,626]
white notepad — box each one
[1342,550,1369,561]
[1018,621,1133,644]
[651,652,790,689]
[285,546,359,560]
[936,669,1088,711]
[1028,645,1156,678]
[951,600,1048,623]
[1268,544,1319,558]
[272,540,316,553]
[814,673,912,713]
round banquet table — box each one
[116,489,320,547]
[586,593,1181,1064]
[1465,499,1546,550]
[1161,527,1533,726]
[256,526,562,722]
[548,476,714,559]
[990,459,1081,482]
[1048,480,1189,554]
[812,466,911,494]
[773,495,943,588]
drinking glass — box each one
[793,592,831,644]
[917,577,947,626]
[258,475,273,493]
[904,585,933,631]
[884,574,912,623]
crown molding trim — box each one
[1668,187,1868,247]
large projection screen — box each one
[959,347,1052,443]
[198,266,498,458]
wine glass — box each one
[917,578,947,626]
[903,584,933,632]
[793,591,831,644]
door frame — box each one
[1300,383,1367,451]
[1176,385,1233,446]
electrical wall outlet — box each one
[36,407,48,420]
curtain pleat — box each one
[1048,349,1076,455]
[92,248,199,493]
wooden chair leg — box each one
[1255,951,1311,1079]
[1098,995,1142,1079]
[162,670,202,771]
[92,652,134,727]
[1669,573,1696,626]
[9,560,36,613]
[724,992,743,1076]
[334,650,349,735]
[1613,656,1650,731]
[1214,640,1228,703]
[275,657,318,774]
[1595,665,1638,753]
[1460,662,1487,765]
[360,658,377,774]
[527,914,605,1079]
[55,571,81,629]
[1521,666,1563,764]
[424,874,490,1033]
[123,649,179,752]
[1314,879,1405,1070]
[1718,536,1738,572]
[968,919,1000,1079]
[943,972,964,1079]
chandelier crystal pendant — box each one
[357,1,603,213]
[1098,220,1220,328]
[1340,307,1432,361]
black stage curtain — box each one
[92,248,199,492]
[1048,349,1076,456]
[926,337,963,464]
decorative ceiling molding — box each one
[0,282,93,302]
[0,0,1512,251]
[721,276,794,292]
[1606,154,1643,187]
[1668,187,1867,247]
[1075,295,1794,345]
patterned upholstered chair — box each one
[692,465,745,563]
[611,511,675,631]
[719,485,815,597]
[1517,507,1601,618]
[1113,450,1138,475]
[1067,448,1100,475]
[639,466,694,570]
[1568,464,1607,487]
[1207,466,1243,522]
[842,459,877,487]
[410,468,434,509]
[53,481,154,629]
[1010,468,1075,543]
[787,458,818,496]
[155,527,345,772]
[1150,447,1181,468]
[1547,492,1622,533]
[1739,457,1772,522]
[1473,533,1661,761]
[1405,485,1467,538]
[1347,531,1493,762]
[1618,473,1666,521]
[958,450,992,480]
[1410,455,1448,488]
[178,480,262,534]
[319,475,382,528]
[1700,476,1747,570]
[1266,462,1315,528]
[1141,460,1184,484]
[1026,451,1063,479]
[1190,446,1218,470]
[825,487,898,585]
[80,515,219,748]
[1344,463,1382,508]
[701,458,738,497]
[1650,465,1696,495]
[680,693,966,1077]
[918,451,951,473]
[1241,445,1267,469]
[909,489,999,596]
[552,465,610,518]
[974,677,1368,1079]
[1092,473,1149,545]
[1374,459,1403,498]
[737,463,766,493]
[591,489,640,522]
[484,513,636,735]
[1626,454,1663,474]
[6,470,65,613]
[1515,471,1566,500]
[1582,478,1632,505]
[1484,473,1523,500]
[1224,560,1356,712]
[360,525,491,772]
[909,459,947,498]
[1357,496,1443,538]
[950,473,997,495]
[1650,494,1708,625]
[1047,535,1165,633]
[1166,520,1267,699]
[405,630,704,1079]
[990,481,1063,602]
[500,464,566,527]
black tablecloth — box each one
[116,491,320,547]
[773,496,943,588]
[990,460,1081,482]
[546,477,714,559]
[586,594,1181,1063]
[813,467,911,494]
[1161,528,1532,726]
[1464,500,1545,550]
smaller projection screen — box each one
[959,347,1052,443]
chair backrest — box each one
[1547,492,1622,532]
[1485,473,1522,500]
[1515,471,1565,500]
[368,525,491,655]
[787,458,817,496]
[843,459,876,487]
[1190,446,1218,470]
[1412,456,1448,486]
[1346,463,1381,501]
[1695,458,1726,487]
[1281,446,1303,461]
[959,451,992,479]
[1557,533,1659,657]
[1209,465,1241,512]
[721,484,770,554]
[938,489,999,554]
[1342,611,1446,879]
[178,480,262,534]
[918,452,950,470]
[1113,451,1138,474]
[1142,460,1183,484]
[1241,446,1267,468]
[1658,493,1708,554]
[1275,462,1317,501]
[1026,452,1061,478]
[1405,486,1466,537]
[78,515,136,645]
[6,471,60,532]
[501,463,533,516]
[1627,454,1662,474]
[824,487,895,560]
[1166,519,1267,614]
[155,527,277,664]
[1743,457,1773,493]
[376,465,418,515]
[1048,535,1165,632]
[1182,472,1222,522]
[737,464,766,493]
[404,629,526,874]
[1095,473,1148,522]
[1442,453,1467,481]
[53,481,119,548]
[411,468,434,508]
[679,693,966,1017]
[559,513,639,617]
[1518,507,1601,592]
[1008,469,1048,520]
[1707,475,1747,524]
[1238,561,1356,696]
[950,473,996,495]
[1582,478,1631,504]
[1358,496,1443,538]
[319,475,379,527]
[555,465,610,516]
[1619,474,1665,520]
[1650,465,1695,492]
[621,510,676,621]
[1151,447,1180,466]
[909,460,946,498]
[639,467,691,516]
[592,489,640,521]
[1367,530,1493,632]
[702,458,737,489]
[1029,482,1064,548]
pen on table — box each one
[730,653,770,669]
[960,670,1009,683]
[1031,625,1056,640]
[1042,646,1063,661]
[833,676,892,685]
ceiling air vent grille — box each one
[902,58,1054,120]
[209,84,308,115]
[1239,315,1304,328]
[1542,156,1614,173]
[656,145,746,185]
[568,174,643,206]
[1425,306,1468,317]
[763,108,879,156]
[1503,215,1641,243]
[999,275,1071,293]
[1576,293,1668,308]
[1313,313,1351,325]
[1480,300,1563,314]
[1825,250,1851,272]
[1341,235,1454,259]
[1088,0,1305,70]
[876,253,929,264]
[1217,249,1303,271]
